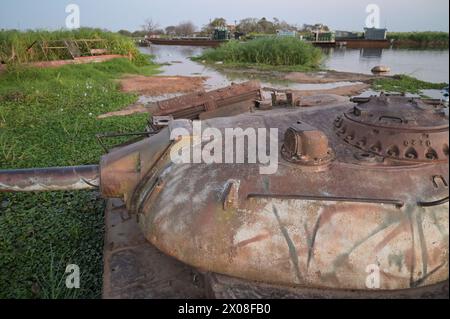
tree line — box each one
[119,18,329,37]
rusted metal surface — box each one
[335,96,449,163]
[127,95,448,291]
[207,273,449,299]
[103,199,207,299]
[0,165,99,192]
[103,199,448,299]
[99,130,172,202]
[281,122,334,167]
[149,81,261,127]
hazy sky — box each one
[0,0,448,32]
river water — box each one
[141,45,360,92]
[323,48,449,83]
[140,45,449,94]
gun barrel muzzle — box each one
[0,165,100,192]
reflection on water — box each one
[360,48,383,58]
[323,48,449,83]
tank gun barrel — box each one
[0,165,100,192]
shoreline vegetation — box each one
[0,28,150,65]
[388,32,449,49]
[373,75,448,95]
[193,37,323,72]
[0,56,160,298]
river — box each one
[140,45,449,95]
[323,48,449,83]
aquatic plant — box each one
[373,75,448,94]
[195,37,323,70]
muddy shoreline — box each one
[218,66,390,84]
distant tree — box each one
[132,30,147,37]
[118,29,132,37]
[153,29,165,35]
[210,18,227,28]
[257,17,275,33]
[165,26,177,35]
[273,18,297,32]
[237,18,259,33]
[175,21,197,36]
[141,18,160,34]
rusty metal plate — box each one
[152,81,261,121]
[103,199,207,299]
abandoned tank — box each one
[0,82,448,297]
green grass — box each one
[194,37,323,71]
[373,74,448,94]
[0,57,160,299]
[0,28,148,65]
[388,32,449,48]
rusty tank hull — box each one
[121,97,448,291]
[1,91,448,295]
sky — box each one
[0,0,448,32]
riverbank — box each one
[0,28,146,65]
[388,32,449,49]
[203,63,447,95]
[0,58,160,298]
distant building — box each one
[276,30,297,37]
[335,30,361,40]
[213,27,229,40]
[227,25,237,33]
[364,28,387,40]
[308,30,335,42]
[302,23,329,32]
[147,33,161,39]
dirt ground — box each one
[221,67,388,84]
[283,70,387,84]
[119,75,206,95]
[293,83,371,96]
[97,103,149,119]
